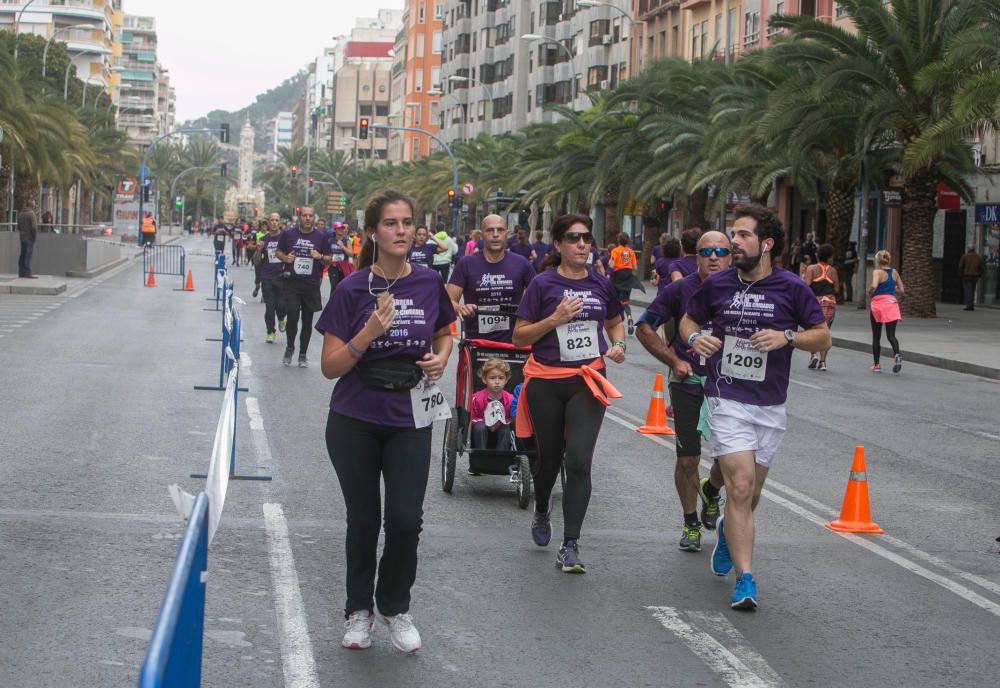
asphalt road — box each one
[1,235,997,687]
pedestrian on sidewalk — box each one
[17,199,38,278]
[869,250,904,374]
[958,245,985,311]
[804,244,840,371]
[841,241,858,303]
[317,189,455,653]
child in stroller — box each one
[470,358,515,451]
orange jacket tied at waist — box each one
[514,355,622,439]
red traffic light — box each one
[290,165,298,177]
[295,207,301,215]
[359,118,369,140]
[447,189,456,199]
[308,177,314,186]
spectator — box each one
[799,232,818,272]
[40,209,53,233]
[958,245,985,311]
[841,241,858,303]
[18,200,39,279]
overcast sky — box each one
[126,1,405,121]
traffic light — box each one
[658,196,674,212]
[295,207,301,216]
[219,123,230,144]
[290,165,298,178]
[340,195,347,207]
[175,196,182,208]
[142,187,151,202]
[220,163,228,178]
[359,118,369,140]
[308,177,314,189]
[447,188,456,205]
[253,207,259,216]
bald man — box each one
[447,214,535,343]
[636,230,731,553]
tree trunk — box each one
[826,179,854,300]
[641,216,663,280]
[900,168,938,318]
[602,192,619,249]
[686,188,711,230]
[194,178,205,228]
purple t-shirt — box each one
[329,235,351,262]
[259,233,285,281]
[642,271,705,378]
[668,254,698,279]
[277,227,331,285]
[408,242,437,266]
[448,251,534,342]
[653,257,674,291]
[685,267,826,406]
[652,245,664,261]
[315,265,456,428]
[531,241,552,269]
[509,241,533,260]
[516,269,623,368]
[585,245,602,270]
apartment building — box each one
[118,14,173,147]
[270,112,294,160]
[394,0,444,161]
[438,0,631,144]
[0,0,123,92]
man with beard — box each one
[679,204,830,611]
[447,214,534,343]
[636,231,731,554]
[276,207,333,367]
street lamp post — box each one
[575,1,634,76]
[371,123,461,236]
[447,76,494,139]
[64,47,103,100]
[521,34,578,101]
[82,76,105,108]
[42,23,98,77]
[12,0,39,61]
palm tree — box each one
[182,140,219,226]
[770,0,991,317]
[276,145,308,206]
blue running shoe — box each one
[556,539,586,573]
[711,516,733,576]
[731,572,758,610]
[531,504,552,546]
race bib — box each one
[477,314,509,334]
[484,399,507,427]
[720,336,767,382]
[267,247,278,263]
[557,320,600,362]
[586,252,594,265]
[293,256,314,275]
[410,377,452,429]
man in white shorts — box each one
[679,204,830,610]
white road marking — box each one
[686,611,787,687]
[788,378,824,390]
[606,409,1000,618]
[263,503,319,688]
[246,397,265,431]
[647,607,782,688]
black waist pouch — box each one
[355,358,424,391]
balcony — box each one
[743,31,759,49]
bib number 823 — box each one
[566,336,593,351]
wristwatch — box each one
[784,329,795,347]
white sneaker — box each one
[342,610,374,649]
[375,610,421,653]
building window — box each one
[540,1,560,26]
[589,19,611,47]
[433,31,443,53]
[587,65,609,89]
[419,1,426,23]
[835,2,848,19]
[431,67,441,90]
[417,34,425,58]
[412,138,421,160]
[701,20,708,57]
[744,10,760,48]
[413,105,421,126]
[376,105,389,116]
[359,104,373,116]
[415,68,424,92]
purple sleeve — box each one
[447,255,468,289]
[320,233,332,255]
[645,279,682,323]
[277,230,290,253]
[315,280,357,340]
[516,279,543,322]
[604,277,624,320]
[520,260,535,290]
[434,279,457,332]
[685,278,713,326]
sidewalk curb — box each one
[830,337,1000,380]
[67,256,131,279]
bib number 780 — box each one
[410,377,452,428]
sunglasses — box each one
[563,232,594,245]
[698,247,731,257]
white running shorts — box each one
[707,398,787,468]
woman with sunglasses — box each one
[316,190,455,653]
[513,213,626,573]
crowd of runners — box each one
[207,190,915,653]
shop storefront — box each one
[975,204,1000,305]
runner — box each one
[868,250,904,374]
[509,227,535,263]
[530,230,552,272]
[430,230,458,282]
[407,226,438,267]
[327,221,355,294]
[231,221,244,266]
[636,231,730,553]
[447,214,534,343]
[803,244,840,371]
[652,236,682,292]
[608,233,644,335]
[211,216,229,257]
[465,228,482,256]
[679,204,831,610]
[245,225,261,296]
[513,213,626,574]
[669,228,702,281]
[316,189,454,653]
[253,212,287,343]
[276,207,333,367]
[649,232,670,269]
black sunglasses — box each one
[563,231,594,244]
[698,247,731,257]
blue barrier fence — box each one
[137,492,209,688]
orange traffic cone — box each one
[145,265,157,288]
[637,374,675,435]
[182,268,195,292]
[826,446,884,534]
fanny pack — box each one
[355,358,424,391]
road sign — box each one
[461,182,475,196]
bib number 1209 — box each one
[720,337,767,382]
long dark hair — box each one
[540,213,593,270]
[358,190,417,269]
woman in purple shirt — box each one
[317,190,455,654]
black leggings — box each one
[286,308,314,352]
[523,377,606,541]
[870,313,900,364]
[326,411,432,617]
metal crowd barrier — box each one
[143,244,187,286]
[137,492,209,688]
